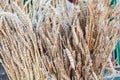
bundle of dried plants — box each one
[0,0,120,80]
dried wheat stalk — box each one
[0,0,120,80]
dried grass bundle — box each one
[0,0,120,80]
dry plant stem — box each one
[0,0,120,80]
